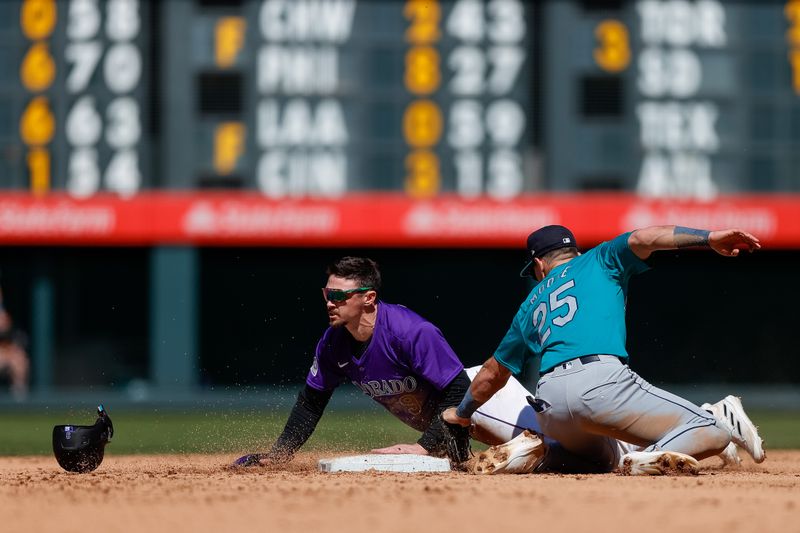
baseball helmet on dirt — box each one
[52,405,114,473]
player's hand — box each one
[441,407,471,427]
[228,451,290,468]
[371,443,429,455]
[709,229,761,257]
[229,453,266,468]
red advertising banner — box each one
[0,192,797,248]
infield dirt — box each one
[3,451,799,533]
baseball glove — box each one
[439,414,471,465]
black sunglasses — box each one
[321,287,372,302]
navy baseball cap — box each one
[519,225,577,277]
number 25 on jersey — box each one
[532,280,578,344]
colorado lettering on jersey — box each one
[354,376,418,398]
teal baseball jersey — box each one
[495,232,651,374]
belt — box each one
[541,355,601,376]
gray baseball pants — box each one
[531,355,732,470]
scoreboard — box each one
[545,0,800,197]
[11,0,150,196]
[167,0,537,199]
[4,0,800,199]
[1,0,800,248]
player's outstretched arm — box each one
[442,356,511,427]
[230,384,333,467]
[628,225,760,259]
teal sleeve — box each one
[594,232,650,281]
[493,313,529,375]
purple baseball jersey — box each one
[306,302,463,432]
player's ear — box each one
[533,258,546,281]
[363,289,377,306]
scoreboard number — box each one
[405,46,442,95]
[404,0,442,44]
[20,0,58,195]
[594,20,630,73]
[66,96,102,147]
[20,96,55,147]
[21,0,57,40]
[63,0,144,198]
[20,42,56,92]
[446,0,527,199]
[404,0,443,197]
[788,0,800,94]
[65,42,102,93]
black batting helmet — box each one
[52,405,114,473]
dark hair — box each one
[540,247,578,263]
[326,257,382,293]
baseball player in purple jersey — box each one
[231,256,473,465]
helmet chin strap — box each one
[97,404,114,441]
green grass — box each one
[0,409,797,456]
[0,408,420,456]
[748,410,800,449]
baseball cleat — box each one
[717,441,742,467]
[619,451,700,476]
[704,396,766,464]
[471,430,547,475]
[702,402,742,466]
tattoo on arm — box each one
[674,226,711,248]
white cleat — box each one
[702,402,743,466]
[619,451,700,476]
[703,396,766,464]
[718,441,743,467]
[471,430,547,475]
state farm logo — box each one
[183,202,217,234]
[622,204,778,236]
[182,201,339,236]
[0,201,115,235]
[403,203,558,236]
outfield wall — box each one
[0,246,797,399]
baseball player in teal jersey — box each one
[444,224,766,475]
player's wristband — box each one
[674,226,711,246]
[455,388,483,419]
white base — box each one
[318,454,451,473]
